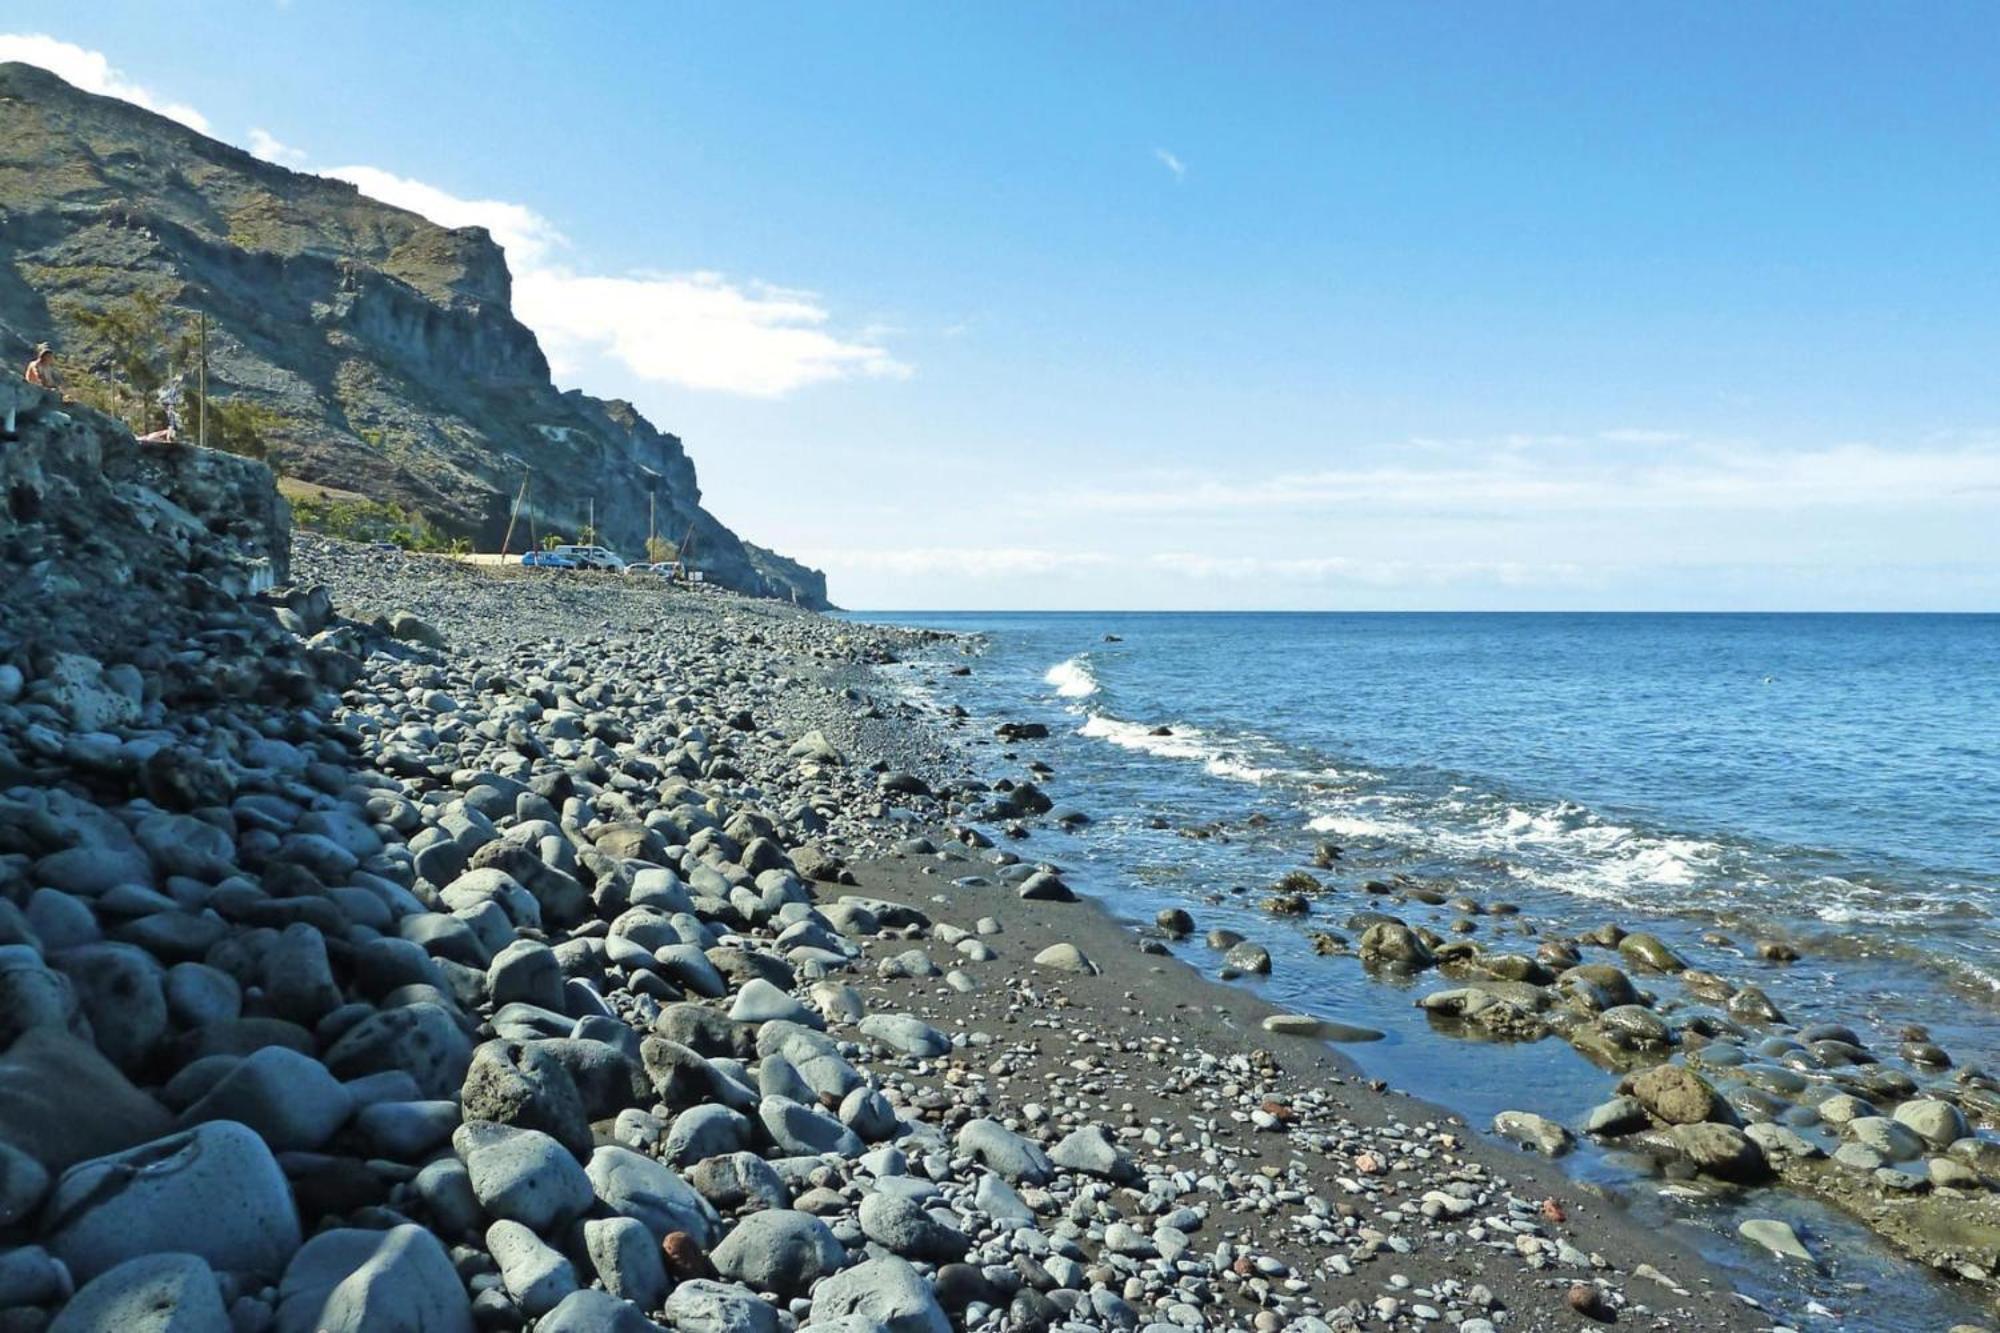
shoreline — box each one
[829,846,1768,1330]
[850,616,2000,1330]
[0,522,1962,1333]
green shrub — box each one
[289,494,454,550]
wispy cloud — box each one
[518,271,911,398]
[1146,552,1596,587]
[794,547,1114,578]
[1153,147,1187,181]
[0,33,210,133]
[318,167,908,397]
[246,128,306,168]
[322,165,570,266]
[803,545,1596,590]
[1067,438,2000,516]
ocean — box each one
[849,610,2000,1326]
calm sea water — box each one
[848,610,2000,1327]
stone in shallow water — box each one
[1737,1218,1812,1262]
[1892,1098,1969,1150]
[1492,1111,1573,1157]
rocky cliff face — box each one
[0,61,827,608]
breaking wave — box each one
[1043,656,1099,699]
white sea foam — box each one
[1309,796,1720,904]
[1078,713,1211,759]
[1044,656,1099,699]
[1076,714,1276,784]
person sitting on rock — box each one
[23,343,63,395]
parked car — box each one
[521,550,578,569]
[622,562,658,576]
[551,544,625,571]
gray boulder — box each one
[583,1216,668,1309]
[538,1289,664,1332]
[859,1191,970,1262]
[585,1145,719,1244]
[48,1252,227,1333]
[486,1219,575,1317]
[177,1048,354,1152]
[45,1121,301,1282]
[662,1279,781,1333]
[760,1096,864,1158]
[0,1030,173,1174]
[956,1118,1053,1184]
[1050,1123,1135,1181]
[322,1003,472,1099]
[685,1152,790,1212]
[453,1121,593,1232]
[710,1208,846,1297]
[459,1039,593,1159]
[664,1103,753,1166]
[859,1013,951,1058]
[809,1255,950,1333]
[274,1224,471,1333]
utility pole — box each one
[588,497,595,545]
[197,312,207,450]
[500,469,529,557]
[649,491,656,558]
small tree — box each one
[540,533,565,552]
[202,395,281,460]
[645,536,679,564]
[576,524,598,547]
[57,294,282,459]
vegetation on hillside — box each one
[288,491,470,553]
[54,291,284,460]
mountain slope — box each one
[0,60,828,607]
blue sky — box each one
[7,5,1999,608]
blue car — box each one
[520,551,578,569]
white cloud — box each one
[1146,552,1594,587]
[323,167,907,398]
[797,547,1113,578]
[246,128,306,168]
[323,165,570,267]
[0,33,210,133]
[517,270,910,398]
[1153,147,1187,180]
[1069,439,2000,516]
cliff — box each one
[0,60,828,607]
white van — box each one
[552,544,625,571]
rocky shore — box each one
[0,402,1792,1330]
